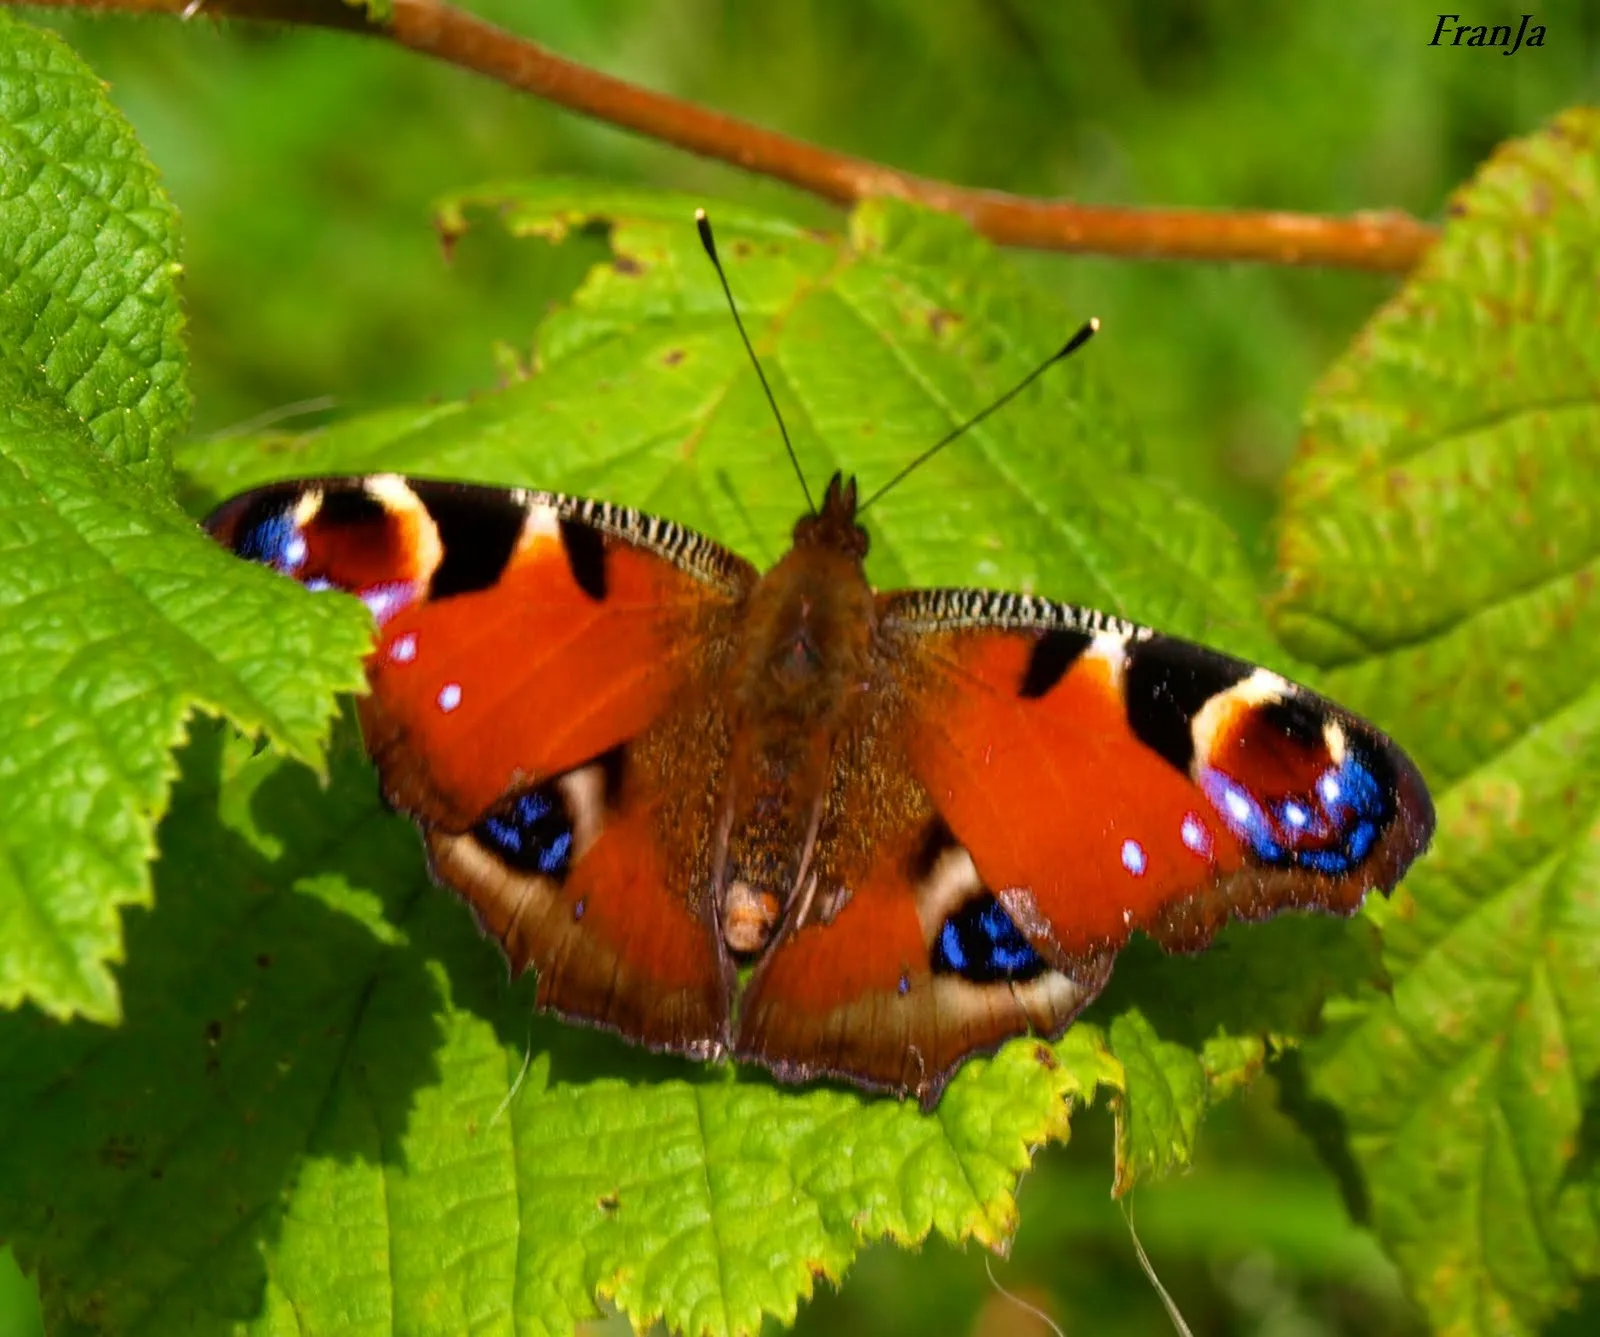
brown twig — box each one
[24,0,1438,270]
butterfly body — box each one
[207,470,1433,1106]
[715,485,880,958]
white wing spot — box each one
[1180,813,1213,858]
[361,583,413,624]
[1120,838,1147,876]
[363,474,419,509]
[291,488,324,527]
[389,632,418,664]
[1087,630,1130,690]
[437,682,463,712]
[521,504,563,544]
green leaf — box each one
[0,19,371,1024]
[158,186,1388,1333]
[1094,915,1387,1190]
[1278,109,1600,1336]
[0,351,372,1021]
[1107,1009,1208,1192]
[0,12,189,484]
[0,722,1123,1336]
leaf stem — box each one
[25,0,1439,270]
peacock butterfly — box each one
[204,217,1433,1108]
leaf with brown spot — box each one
[1277,109,1600,1337]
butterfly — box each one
[203,222,1433,1108]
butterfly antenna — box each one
[696,209,816,515]
[857,317,1100,514]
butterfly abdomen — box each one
[712,533,884,957]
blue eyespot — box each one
[932,894,1046,983]
[1202,747,1390,876]
[1200,772,1284,863]
[1344,816,1378,864]
[476,787,573,879]
[236,508,307,574]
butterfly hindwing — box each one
[734,792,1110,1105]
[429,749,734,1055]
[207,475,754,1054]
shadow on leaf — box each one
[1085,913,1388,1051]
[0,719,446,1334]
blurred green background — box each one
[6,1,1597,1333]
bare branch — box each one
[23,0,1439,270]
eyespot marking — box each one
[911,824,985,942]
[475,786,575,880]
[234,504,307,573]
[1201,771,1283,863]
[1202,742,1392,876]
[931,893,1046,983]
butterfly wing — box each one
[736,587,1432,1107]
[883,590,1433,955]
[207,475,757,1056]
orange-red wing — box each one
[207,475,754,1057]
[207,475,753,825]
[881,592,1434,966]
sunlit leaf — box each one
[1282,109,1600,1337]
